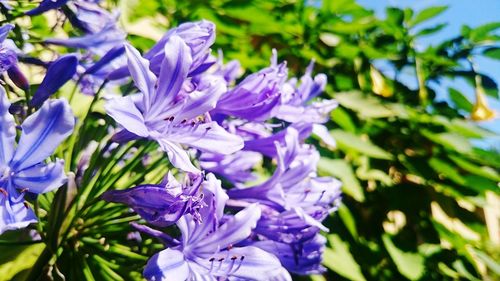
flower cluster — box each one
[0,1,341,280]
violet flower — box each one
[31,54,79,107]
[199,150,262,184]
[106,39,243,173]
[0,24,29,91]
[109,20,217,81]
[141,173,291,281]
[25,0,70,16]
[273,60,338,148]
[0,86,74,234]
[102,172,205,227]
[212,54,287,122]
[229,127,341,215]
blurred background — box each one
[1,0,499,280]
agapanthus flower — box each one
[229,127,341,216]
[141,173,291,281]
[0,0,12,9]
[273,60,337,148]
[25,0,70,16]
[0,24,29,91]
[109,20,216,81]
[45,23,126,56]
[0,86,74,234]
[65,0,119,34]
[212,54,287,122]
[106,38,243,173]
[102,172,205,227]
[199,150,262,184]
[30,54,79,107]
[252,232,327,275]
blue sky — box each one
[357,0,500,149]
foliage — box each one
[0,0,499,280]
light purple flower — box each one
[142,173,291,281]
[199,150,262,184]
[0,24,29,91]
[25,0,69,16]
[102,172,205,227]
[229,127,341,214]
[106,39,243,173]
[0,86,74,234]
[31,54,79,107]
[212,55,287,122]
[272,60,337,147]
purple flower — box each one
[243,123,313,157]
[199,150,262,184]
[229,127,341,214]
[102,172,206,227]
[0,24,29,91]
[272,60,337,147]
[109,20,217,81]
[31,54,79,107]
[66,1,119,34]
[106,39,243,173]
[212,54,287,122]
[45,23,126,56]
[142,174,291,281]
[253,233,327,275]
[25,0,70,16]
[0,86,75,234]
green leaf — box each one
[483,47,500,60]
[335,91,408,119]
[0,244,45,281]
[429,158,466,185]
[409,6,448,27]
[330,107,356,132]
[422,130,472,154]
[318,158,365,202]
[449,155,500,181]
[416,23,447,37]
[446,119,495,138]
[324,234,366,281]
[469,22,500,42]
[337,203,359,238]
[331,130,394,160]
[382,235,425,280]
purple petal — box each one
[194,204,261,253]
[168,122,243,155]
[148,36,192,118]
[45,24,125,54]
[105,96,149,138]
[0,191,37,235]
[84,45,125,75]
[11,99,74,171]
[173,75,226,122]
[143,248,189,281]
[0,47,17,73]
[0,86,15,164]
[312,124,336,148]
[0,24,14,43]
[30,54,78,107]
[253,234,327,275]
[7,65,30,91]
[102,181,203,227]
[25,0,69,16]
[156,139,199,173]
[124,44,157,111]
[12,159,67,194]
[194,246,291,280]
